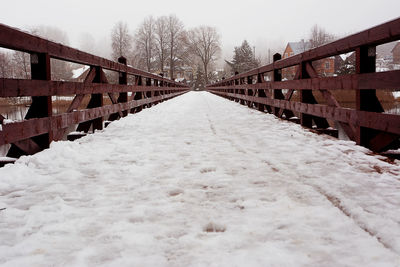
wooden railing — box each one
[207,18,400,152]
[0,23,189,160]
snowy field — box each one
[1,91,400,266]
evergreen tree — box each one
[193,64,205,90]
[226,40,259,74]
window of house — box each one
[284,53,288,58]
[325,61,330,69]
[290,52,294,56]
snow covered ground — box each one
[1,91,400,266]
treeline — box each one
[0,16,222,87]
[111,15,221,85]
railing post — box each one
[132,75,143,113]
[299,61,313,128]
[118,56,128,117]
[355,45,387,149]
[239,78,245,105]
[7,53,52,158]
[257,73,268,112]
[153,79,160,105]
[272,53,282,116]
[29,53,53,144]
[76,66,103,132]
[247,76,253,108]
[7,53,52,157]
[146,78,152,108]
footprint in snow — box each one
[200,167,216,173]
[203,222,226,233]
[168,188,184,197]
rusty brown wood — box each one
[205,70,400,93]
[117,56,128,117]
[209,91,400,136]
[0,23,186,88]
[0,24,190,158]
[207,20,400,153]
[53,67,98,140]
[210,18,400,85]
[12,139,42,155]
[0,78,187,97]
[306,61,357,140]
[276,66,301,118]
[76,67,104,133]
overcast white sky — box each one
[1,0,399,62]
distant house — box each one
[158,65,193,83]
[282,40,336,79]
[392,42,400,64]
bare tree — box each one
[135,16,156,72]
[111,21,133,60]
[309,24,334,48]
[187,26,220,84]
[0,52,13,78]
[12,52,30,79]
[154,16,169,75]
[167,15,184,79]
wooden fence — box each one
[0,23,189,161]
[207,18,400,152]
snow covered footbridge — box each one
[1,19,400,266]
[1,91,400,266]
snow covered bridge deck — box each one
[1,91,400,266]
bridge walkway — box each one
[0,92,399,266]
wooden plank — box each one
[209,91,400,135]
[206,70,400,92]
[368,132,399,152]
[0,24,186,88]
[305,62,356,139]
[277,66,300,118]
[209,18,400,86]
[0,78,187,97]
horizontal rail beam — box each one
[210,17,400,85]
[0,78,187,97]
[210,91,400,135]
[0,23,185,87]
[0,91,188,146]
[207,70,400,91]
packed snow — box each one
[1,91,400,266]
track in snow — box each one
[0,91,400,266]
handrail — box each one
[0,23,185,87]
[207,18,400,152]
[210,17,400,85]
[0,23,190,159]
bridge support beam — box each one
[77,66,104,133]
[355,46,399,151]
[131,76,143,113]
[247,76,253,108]
[256,73,270,113]
[7,53,52,158]
[299,62,330,129]
[272,53,283,117]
